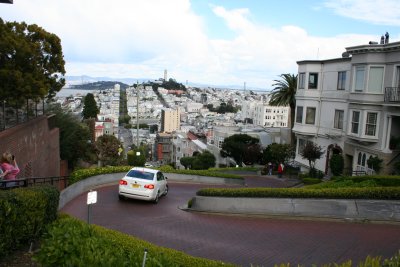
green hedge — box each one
[34,215,233,267]
[34,215,400,267]
[69,166,243,185]
[69,166,132,184]
[0,185,59,260]
[302,178,322,185]
[331,175,400,187]
[196,187,400,200]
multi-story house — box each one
[242,100,290,128]
[293,39,400,175]
[155,132,173,165]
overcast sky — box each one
[1,0,399,89]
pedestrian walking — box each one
[277,162,284,178]
[268,162,273,175]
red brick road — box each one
[61,176,400,266]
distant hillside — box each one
[71,81,130,90]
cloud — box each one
[0,1,391,89]
[323,0,400,26]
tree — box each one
[192,151,216,170]
[367,156,383,174]
[300,141,324,171]
[180,157,194,169]
[47,104,94,170]
[0,19,65,104]
[127,149,146,167]
[95,135,122,166]
[82,93,99,119]
[220,134,260,167]
[243,143,262,165]
[180,151,216,170]
[269,74,297,130]
[262,143,294,166]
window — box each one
[365,112,378,136]
[298,139,306,155]
[299,73,305,89]
[351,111,360,134]
[296,106,303,123]
[337,71,346,90]
[334,110,344,129]
[305,107,316,124]
[309,73,318,89]
[396,66,400,87]
[368,67,384,93]
[354,66,365,91]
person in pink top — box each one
[0,152,20,188]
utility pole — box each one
[136,82,140,148]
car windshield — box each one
[126,170,155,180]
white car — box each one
[118,167,168,203]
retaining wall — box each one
[190,196,400,222]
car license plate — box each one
[132,184,140,188]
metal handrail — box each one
[0,176,69,190]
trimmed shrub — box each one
[0,186,59,260]
[69,166,132,184]
[302,178,322,185]
[331,175,400,187]
[34,215,233,267]
[196,187,400,200]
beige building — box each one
[161,108,181,133]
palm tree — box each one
[269,73,297,127]
[269,73,297,145]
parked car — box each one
[118,167,168,203]
[144,163,153,167]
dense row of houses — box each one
[59,39,399,175]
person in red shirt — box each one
[277,162,284,178]
[0,152,20,188]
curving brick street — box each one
[61,176,400,266]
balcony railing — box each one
[384,87,400,102]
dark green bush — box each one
[331,175,400,187]
[367,156,383,174]
[0,186,59,260]
[69,166,132,184]
[34,215,233,267]
[196,187,400,200]
[393,161,400,175]
[302,178,322,185]
[309,168,324,179]
[330,154,344,176]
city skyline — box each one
[1,0,399,90]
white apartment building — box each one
[186,102,203,113]
[160,107,181,133]
[293,40,400,175]
[242,100,289,127]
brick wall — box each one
[0,115,60,178]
